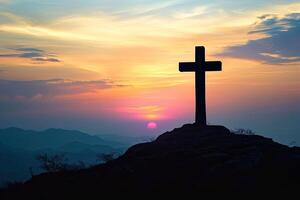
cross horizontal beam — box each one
[205,61,222,71]
[179,61,222,72]
[179,62,195,72]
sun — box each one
[147,122,157,129]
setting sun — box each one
[147,122,157,129]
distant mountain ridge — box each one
[58,141,115,153]
[0,127,108,151]
[0,127,127,186]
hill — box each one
[0,128,125,186]
[2,124,300,198]
[0,127,112,151]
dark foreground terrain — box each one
[2,124,300,198]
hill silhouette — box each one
[2,124,300,198]
[0,128,125,186]
[0,127,114,150]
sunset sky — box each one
[0,0,299,144]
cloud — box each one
[0,47,61,63]
[0,7,230,47]
[15,48,44,52]
[32,57,60,62]
[0,79,122,98]
[0,65,103,80]
[219,13,300,64]
[0,0,11,4]
[173,6,208,19]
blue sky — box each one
[2,0,299,19]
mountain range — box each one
[0,127,128,186]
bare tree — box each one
[67,161,87,170]
[28,166,34,178]
[96,153,116,163]
[232,128,255,135]
[145,137,156,142]
[36,153,68,172]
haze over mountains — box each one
[0,127,139,186]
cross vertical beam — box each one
[179,46,222,126]
[195,47,206,125]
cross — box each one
[179,46,222,125]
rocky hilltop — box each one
[2,124,300,198]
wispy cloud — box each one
[0,79,123,98]
[0,47,61,63]
[1,2,298,50]
[0,0,11,4]
[0,7,228,47]
[117,105,164,120]
[173,6,208,19]
[112,0,182,17]
[218,13,300,64]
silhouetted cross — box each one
[179,46,222,125]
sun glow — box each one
[147,122,157,129]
